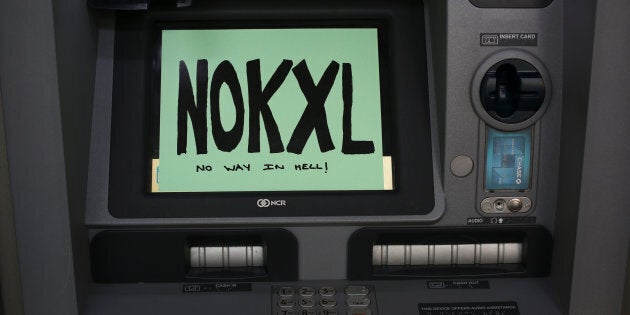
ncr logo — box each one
[256,199,287,208]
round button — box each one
[507,198,523,212]
[299,297,315,308]
[319,287,336,296]
[299,287,315,297]
[279,287,295,296]
[320,298,337,308]
[450,155,474,177]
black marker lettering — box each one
[224,164,251,172]
[177,60,208,155]
[287,60,338,154]
[263,164,285,171]
[210,61,245,152]
[247,59,292,153]
[341,63,375,154]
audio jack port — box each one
[493,199,507,212]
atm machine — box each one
[0,0,628,314]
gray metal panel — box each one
[84,279,562,314]
[569,0,630,313]
[0,0,79,314]
[0,85,24,315]
[53,0,97,309]
[625,254,630,315]
[51,0,98,312]
[435,0,563,229]
[551,0,597,310]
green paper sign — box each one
[153,28,392,193]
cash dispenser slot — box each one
[185,241,267,280]
[90,229,298,283]
[372,243,524,266]
[189,245,265,268]
[347,226,551,280]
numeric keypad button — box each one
[299,297,315,308]
[319,298,337,308]
[279,287,295,296]
[279,297,295,308]
[319,286,336,296]
[299,287,316,296]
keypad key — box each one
[299,287,316,297]
[345,286,369,296]
[277,310,295,315]
[346,308,372,315]
[319,286,336,296]
[297,309,316,315]
[320,310,338,315]
[346,296,371,307]
[279,287,295,296]
[279,297,295,308]
[319,298,337,308]
[299,297,315,308]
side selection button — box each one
[345,286,370,296]
[347,308,372,315]
[346,296,371,307]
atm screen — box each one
[152,27,393,193]
[108,16,434,219]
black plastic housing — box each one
[107,0,435,219]
[90,229,298,283]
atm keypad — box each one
[272,284,377,315]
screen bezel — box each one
[150,21,394,194]
[107,8,435,219]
